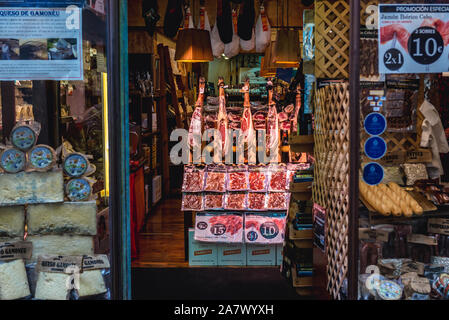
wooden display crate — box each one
[289,135,314,153]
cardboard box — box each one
[246,244,276,266]
[152,175,162,204]
[189,229,218,266]
[218,243,246,266]
[428,218,449,236]
[276,244,284,266]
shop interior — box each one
[128,0,449,301]
[127,0,315,299]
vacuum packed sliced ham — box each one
[182,166,205,192]
[244,212,287,244]
[204,193,225,210]
[195,212,243,242]
[267,192,289,210]
[248,192,266,210]
[224,192,247,210]
[182,193,204,211]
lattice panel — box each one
[315,0,350,79]
[313,83,350,300]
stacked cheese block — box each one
[0,124,103,300]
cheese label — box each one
[82,254,110,270]
[0,241,32,261]
[37,255,83,274]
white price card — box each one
[378,4,449,74]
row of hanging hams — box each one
[187,77,301,157]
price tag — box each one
[365,136,387,160]
[364,112,387,136]
[378,4,449,74]
[363,162,384,186]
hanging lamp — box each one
[272,0,299,67]
[175,4,213,63]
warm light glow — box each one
[101,72,110,198]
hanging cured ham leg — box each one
[188,77,205,150]
[380,24,410,51]
[217,78,229,156]
[266,79,279,159]
[241,78,256,163]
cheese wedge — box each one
[0,259,30,300]
[0,171,64,205]
[27,235,94,262]
[34,272,70,300]
[0,206,25,237]
[77,270,107,297]
[27,202,97,236]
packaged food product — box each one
[401,163,428,186]
[182,165,205,192]
[226,165,249,191]
[268,164,287,191]
[204,164,227,192]
[248,192,267,211]
[267,192,289,210]
[181,193,204,211]
[244,212,287,244]
[248,165,267,192]
[224,192,247,210]
[204,193,225,210]
[194,212,243,243]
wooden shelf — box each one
[289,135,314,153]
[289,181,313,193]
[289,224,313,240]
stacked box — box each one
[188,229,218,266]
[246,244,276,266]
[217,243,246,266]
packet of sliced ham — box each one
[267,164,288,191]
[248,165,267,192]
[226,165,249,191]
[224,192,248,210]
[194,212,244,243]
[287,163,312,188]
[204,164,227,192]
[181,193,204,211]
[247,192,267,211]
[244,212,287,244]
[182,165,205,192]
[266,192,290,210]
[203,193,225,210]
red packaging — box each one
[267,192,289,210]
[182,165,205,192]
[248,165,267,192]
[224,192,248,210]
[194,212,243,243]
[204,164,227,192]
[204,193,225,210]
[268,164,287,191]
[226,165,249,191]
[181,193,204,211]
[248,192,267,211]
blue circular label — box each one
[247,231,258,242]
[260,222,279,239]
[364,136,387,160]
[364,112,387,136]
[363,162,384,186]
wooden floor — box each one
[132,197,189,268]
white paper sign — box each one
[0,6,83,80]
[378,4,449,74]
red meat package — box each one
[194,212,244,243]
[181,193,204,211]
[226,165,249,191]
[244,212,287,244]
[204,164,227,192]
[248,165,267,192]
[248,193,267,211]
[268,164,288,191]
[204,193,225,210]
[182,165,205,192]
[224,192,248,210]
[267,192,289,210]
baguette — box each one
[387,182,423,216]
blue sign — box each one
[364,136,387,160]
[364,112,387,136]
[363,162,384,186]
